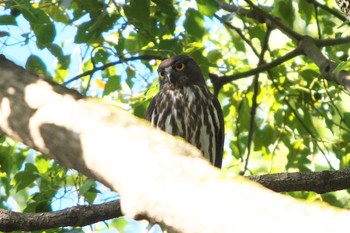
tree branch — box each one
[63,55,163,85]
[0,200,121,232]
[2,55,350,233]
[248,169,350,194]
[310,0,348,22]
[243,0,303,41]
[211,48,302,88]
[1,168,350,232]
[299,36,350,90]
[213,0,350,92]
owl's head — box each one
[157,55,206,88]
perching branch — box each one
[3,55,350,233]
[1,168,350,232]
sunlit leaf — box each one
[25,55,49,77]
[184,9,205,40]
[13,163,39,192]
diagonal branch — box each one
[211,48,302,89]
[63,55,163,85]
[309,0,347,22]
[243,0,303,42]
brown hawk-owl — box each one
[146,55,224,168]
[336,0,350,20]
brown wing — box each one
[211,94,225,168]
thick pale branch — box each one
[0,200,121,232]
[1,55,350,233]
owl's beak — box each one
[164,67,177,84]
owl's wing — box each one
[211,94,225,168]
[146,96,157,121]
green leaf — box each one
[196,0,218,17]
[145,80,159,101]
[35,156,51,174]
[75,21,95,43]
[21,7,51,24]
[104,75,121,95]
[152,0,177,33]
[44,4,70,24]
[80,179,98,203]
[93,49,110,64]
[80,179,95,194]
[298,0,315,25]
[35,23,56,47]
[14,163,39,192]
[184,9,205,40]
[207,50,221,63]
[75,13,118,44]
[0,15,17,25]
[25,55,48,77]
[273,0,295,27]
[47,43,64,60]
[20,7,55,47]
[333,60,350,73]
[124,0,152,32]
[249,25,266,46]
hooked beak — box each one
[164,67,177,84]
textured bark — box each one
[1,55,350,233]
[0,200,121,232]
[247,169,350,193]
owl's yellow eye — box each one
[175,63,185,71]
[159,71,165,78]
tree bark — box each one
[1,55,350,233]
[0,200,121,232]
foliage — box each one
[1,0,350,231]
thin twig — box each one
[216,48,302,85]
[213,14,260,57]
[283,97,334,170]
[244,0,304,42]
[63,55,163,85]
[314,3,322,39]
[242,28,272,175]
[308,0,348,22]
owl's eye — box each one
[175,63,185,71]
[159,71,165,78]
